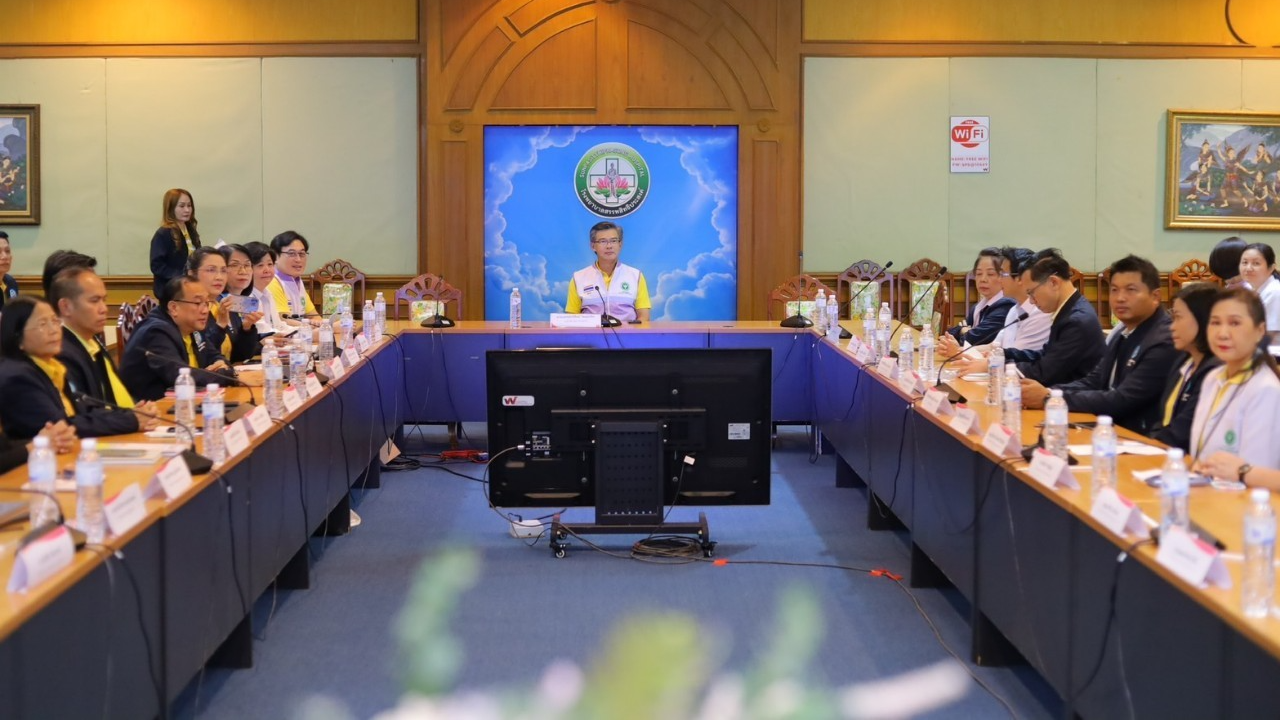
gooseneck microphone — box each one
[586,286,622,328]
[840,260,895,339]
[933,310,1030,404]
[142,349,258,405]
[71,392,213,475]
[888,266,948,349]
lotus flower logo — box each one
[575,142,650,218]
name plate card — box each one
[223,419,251,458]
[549,312,603,328]
[282,386,303,413]
[921,388,955,416]
[146,455,194,500]
[104,483,147,537]
[306,372,325,398]
[341,346,360,369]
[854,344,873,365]
[876,356,898,379]
[355,333,371,353]
[327,356,346,380]
[1156,525,1231,589]
[949,407,982,436]
[981,423,1021,458]
[7,525,76,593]
[846,336,862,355]
[1027,448,1080,490]
[897,370,927,395]
[245,405,273,438]
[1089,487,1150,539]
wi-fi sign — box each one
[951,119,989,148]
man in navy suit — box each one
[1020,255,1178,434]
[120,276,234,401]
[1012,249,1106,386]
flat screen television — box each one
[485,348,772,523]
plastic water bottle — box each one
[1043,389,1069,461]
[814,289,828,333]
[340,303,355,350]
[290,338,310,400]
[918,324,935,378]
[265,352,285,420]
[362,300,376,344]
[317,321,334,366]
[825,293,840,341]
[898,328,914,375]
[75,439,105,544]
[203,384,227,464]
[1000,363,1022,436]
[261,336,277,365]
[1091,416,1118,496]
[297,321,313,351]
[1159,447,1190,536]
[862,307,876,356]
[510,288,522,329]
[876,302,892,360]
[986,343,1005,406]
[27,436,58,527]
[174,367,197,436]
[1242,489,1276,618]
[374,292,387,340]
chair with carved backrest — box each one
[136,294,159,321]
[835,259,895,320]
[896,258,951,328]
[115,302,137,366]
[1095,268,1112,326]
[394,273,463,321]
[1169,258,1220,295]
[310,258,368,315]
[766,274,833,321]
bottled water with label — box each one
[265,353,285,420]
[918,324,935,378]
[291,338,310,400]
[1242,489,1276,619]
[340,303,355,350]
[510,288,522,329]
[1091,416,1118,496]
[876,302,892,360]
[898,329,914,375]
[362,300,376,344]
[862,307,876,356]
[1043,389,1069,460]
[203,384,227,464]
[174,367,196,435]
[27,436,58,527]
[986,343,1004,406]
[814,289,827,333]
[75,438,105,544]
[317,321,335,366]
[297,321,313,350]
[1159,447,1190,535]
[1001,363,1021,437]
[374,291,387,340]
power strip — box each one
[509,519,544,539]
[441,449,486,461]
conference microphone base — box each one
[935,382,967,405]
[839,327,852,339]
[779,314,813,329]
[420,315,455,328]
[601,315,622,328]
[183,449,214,475]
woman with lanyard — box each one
[1150,284,1221,452]
[1190,288,1280,489]
[149,188,201,298]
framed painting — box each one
[0,105,40,225]
[1166,110,1280,231]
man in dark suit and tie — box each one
[1011,249,1106,386]
[1020,255,1178,434]
[120,275,234,401]
[49,265,158,424]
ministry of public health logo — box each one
[574,142,650,218]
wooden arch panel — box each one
[492,20,597,110]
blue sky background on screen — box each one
[483,125,738,321]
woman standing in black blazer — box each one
[1151,284,1221,451]
[149,188,200,298]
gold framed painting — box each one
[1166,110,1280,231]
[0,104,40,225]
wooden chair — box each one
[136,294,159,321]
[766,274,833,321]
[310,258,368,313]
[1095,269,1111,325]
[115,294,159,364]
[1169,258,1220,294]
[394,273,463,320]
[835,259,894,320]
[895,258,951,327]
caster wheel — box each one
[704,548,714,558]
[555,549,566,559]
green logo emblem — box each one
[621,282,630,291]
[1225,429,1237,446]
[574,142,650,218]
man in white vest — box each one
[565,221,652,323]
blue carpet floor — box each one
[173,425,1061,719]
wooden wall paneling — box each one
[491,21,597,110]
[749,138,782,320]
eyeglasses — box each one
[199,265,228,276]
[228,262,253,271]
[281,250,309,258]
[592,240,621,247]
[171,298,209,307]
[30,317,62,331]
[1026,281,1049,297]
[998,272,1013,279]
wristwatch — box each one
[1238,463,1253,483]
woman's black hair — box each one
[0,296,45,358]
[1172,283,1218,357]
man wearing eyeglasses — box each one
[564,221,652,323]
[266,230,320,322]
[120,276,234,401]
[1007,248,1105,386]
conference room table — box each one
[1,319,1278,719]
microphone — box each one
[0,488,87,550]
[888,266,948,350]
[143,349,258,405]
[71,392,214,475]
[934,310,1029,404]
[587,286,622,328]
[840,261,894,339]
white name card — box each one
[306,372,325,398]
[341,346,360,369]
[854,344,873,365]
[223,419,251,458]
[1156,525,1231,589]
[981,422,1021,457]
[846,336,863,354]
[921,388,954,416]
[329,356,348,379]
[245,405,273,438]
[1027,448,1080,490]
[949,407,982,436]
[876,356,898,379]
[104,483,148,538]
[355,333,371,353]
[1089,487,1150,539]
[550,312,603,328]
[7,525,76,593]
[146,455,195,500]
[897,370,926,395]
[282,386,303,413]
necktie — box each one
[94,339,135,409]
